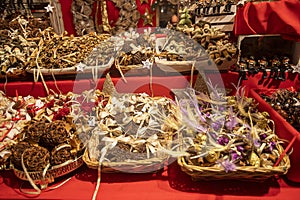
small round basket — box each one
[13,156,84,185]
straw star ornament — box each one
[142,8,154,26]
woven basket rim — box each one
[178,150,290,177]
[83,148,169,170]
[13,156,84,183]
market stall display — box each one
[0,0,300,199]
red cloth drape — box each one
[60,0,156,36]
[234,0,300,41]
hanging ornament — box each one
[111,0,140,34]
[71,0,95,36]
[142,7,154,26]
[140,0,149,4]
[95,0,112,33]
[44,4,54,13]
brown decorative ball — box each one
[50,144,74,166]
[22,146,50,172]
[41,120,69,148]
[11,141,32,170]
[23,120,48,143]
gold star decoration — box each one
[140,0,149,4]
[142,8,154,26]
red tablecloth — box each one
[234,0,300,41]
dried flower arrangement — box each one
[261,88,300,131]
[110,0,140,35]
[173,17,237,69]
[84,92,180,172]
[25,28,110,74]
[0,91,33,170]
[175,86,290,181]
[0,89,111,193]
[71,0,95,36]
[113,28,156,71]
[0,14,50,76]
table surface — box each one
[1,162,300,200]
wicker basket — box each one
[177,145,290,181]
[155,57,237,72]
[83,149,168,173]
[26,58,114,76]
[13,156,84,185]
[155,60,194,73]
[82,90,180,173]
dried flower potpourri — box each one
[0,91,33,169]
[26,27,110,71]
[175,86,289,180]
[0,14,50,75]
[84,92,180,172]
[260,88,300,131]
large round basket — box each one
[83,149,168,173]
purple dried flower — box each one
[225,107,238,131]
[220,159,237,173]
[230,152,240,161]
[206,112,211,118]
[254,139,261,148]
[217,135,229,145]
[259,134,267,140]
[211,122,221,130]
[218,106,225,112]
[237,145,244,152]
[269,141,276,151]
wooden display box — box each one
[249,88,300,183]
[237,34,300,65]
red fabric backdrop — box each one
[60,0,156,36]
[234,0,300,41]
